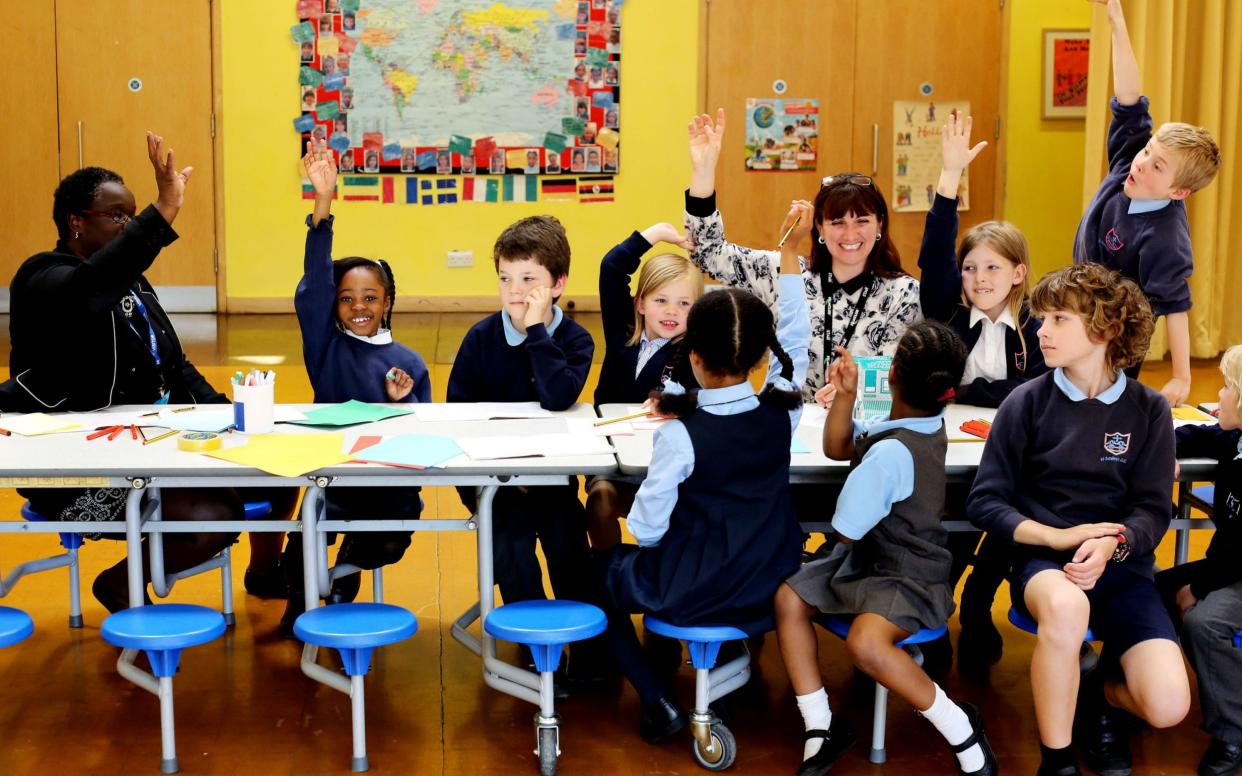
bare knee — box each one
[776,584,813,620]
[845,628,896,677]
[1140,689,1190,729]
[1032,591,1090,651]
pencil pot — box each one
[232,381,275,434]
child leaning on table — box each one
[968,263,1187,776]
[279,138,431,638]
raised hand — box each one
[147,131,193,225]
[778,200,815,248]
[688,108,725,197]
[828,347,858,397]
[303,136,338,196]
[640,222,696,251]
[941,112,988,174]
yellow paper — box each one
[1172,406,1213,421]
[596,128,620,150]
[1,413,82,436]
[317,36,339,57]
[505,149,528,169]
[204,433,350,477]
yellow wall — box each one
[221,2,700,305]
[1001,0,1092,279]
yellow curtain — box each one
[1084,0,1242,359]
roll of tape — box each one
[178,431,223,452]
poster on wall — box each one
[292,0,623,203]
[1043,29,1089,119]
[891,100,970,213]
[744,98,819,171]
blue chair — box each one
[1,503,87,627]
[485,600,606,776]
[1186,484,1216,517]
[819,615,948,764]
[295,602,418,772]
[643,615,760,771]
[101,604,226,774]
[0,606,34,647]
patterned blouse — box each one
[685,207,922,403]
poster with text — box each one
[744,98,819,171]
[891,100,970,213]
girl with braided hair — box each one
[594,202,811,744]
[279,137,431,637]
[775,321,999,776]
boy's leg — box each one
[1105,639,1190,729]
[1024,569,1092,748]
[959,532,1010,664]
[491,489,546,604]
[1182,583,1242,773]
[585,478,634,551]
[531,483,593,602]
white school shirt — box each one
[960,306,1016,385]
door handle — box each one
[77,120,84,170]
[871,124,879,175]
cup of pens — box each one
[232,370,275,434]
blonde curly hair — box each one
[1220,345,1242,413]
[1029,264,1154,370]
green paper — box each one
[289,400,413,427]
[341,0,360,11]
[299,66,324,87]
[291,21,316,44]
[315,100,341,120]
[449,134,473,155]
[561,117,585,137]
[543,132,568,154]
[586,48,609,66]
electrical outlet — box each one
[447,250,473,268]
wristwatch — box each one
[1110,532,1131,563]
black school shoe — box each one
[639,696,686,743]
[795,717,856,776]
[1200,738,1242,776]
[243,567,287,599]
[1038,761,1083,776]
[1076,707,1132,776]
[953,702,999,775]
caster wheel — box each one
[692,723,736,771]
[538,726,559,776]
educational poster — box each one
[292,0,623,204]
[1043,30,1089,119]
[744,98,819,171]
[891,100,970,213]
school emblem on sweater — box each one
[1103,228,1125,253]
[1014,351,1026,372]
[1103,432,1131,456]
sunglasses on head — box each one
[820,175,875,189]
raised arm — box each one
[687,108,725,199]
[294,138,341,382]
[1091,0,1141,106]
[771,201,813,429]
[920,113,987,322]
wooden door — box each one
[703,0,858,251]
[851,0,1003,272]
[55,0,217,308]
[1,4,62,306]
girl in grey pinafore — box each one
[787,423,953,634]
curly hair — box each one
[52,166,124,239]
[650,288,801,418]
[1029,264,1154,370]
[1220,344,1242,413]
[892,321,968,413]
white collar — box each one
[968,305,1016,330]
[343,327,393,345]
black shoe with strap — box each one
[1200,738,1242,776]
[795,717,856,776]
[952,702,998,775]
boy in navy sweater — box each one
[1074,0,1220,409]
[447,216,595,608]
[969,264,1187,776]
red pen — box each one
[86,425,120,441]
[107,426,125,441]
[0,428,11,437]
[130,424,138,440]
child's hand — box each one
[1047,522,1125,551]
[814,382,837,411]
[640,222,695,251]
[147,131,193,217]
[384,367,414,401]
[522,286,553,329]
[940,112,988,174]
[1063,535,1118,590]
[778,200,815,250]
[1175,584,1197,616]
[1159,377,1190,409]
[303,137,338,197]
[687,109,726,174]
[828,347,858,396]
[641,396,675,420]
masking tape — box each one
[178,431,223,452]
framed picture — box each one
[1043,29,1090,119]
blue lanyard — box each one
[127,291,161,369]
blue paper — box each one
[381,142,402,161]
[790,436,810,454]
[328,132,352,152]
[556,23,576,40]
[323,73,346,91]
[592,91,614,107]
[352,434,463,469]
[293,114,317,132]
[416,150,437,170]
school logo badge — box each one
[1103,228,1125,253]
[1103,432,1131,456]
[1014,351,1026,372]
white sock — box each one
[918,683,985,773]
[796,687,832,761]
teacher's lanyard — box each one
[822,273,875,366]
[127,291,166,402]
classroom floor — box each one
[0,312,1225,775]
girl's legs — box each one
[244,487,300,598]
[585,479,634,550]
[775,583,846,764]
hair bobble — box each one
[937,387,956,402]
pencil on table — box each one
[142,429,179,446]
[593,410,652,427]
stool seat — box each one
[294,602,418,649]
[101,604,227,651]
[0,607,34,647]
[243,500,273,519]
[21,502,83,550]
[484,600,606,645]
[1192,484,1215,504]
[819,614,947,645]
[644,615,748,644]
[1008,607,1096,642]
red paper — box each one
[362,132,384,151]
[566,79,588,97]
[474,136,497,160]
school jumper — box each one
[289,214,432,570]
[1156,423,1242,746]
[1073,96,1193,319]
[447,306,595,605]
[597,273,808,704]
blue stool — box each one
[485,600,606,776]
[1233,630,1242,650]
[1187,484,1216,517]
[4,502,86,627]
[1008,607,1097,642]
[819,615,947,764]
[644,615,758,771]
[295,602,418,772]
[101,604,226,774]
[0,606,34,647]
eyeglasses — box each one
[820,175,875,189]
[79,209,133,225]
